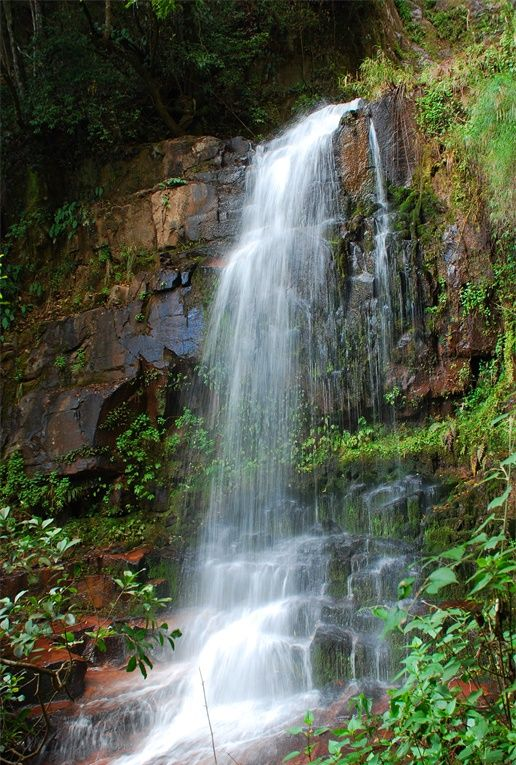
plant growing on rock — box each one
[286,423,516,764]
[0,453,73,517]
[115,414,164,508]
[0,505,180,763]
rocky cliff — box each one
[0,94,498,482]
[1,135,251,476]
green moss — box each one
[326,560,349,599]
[147,557,182,602]
[427,6,469,44]
[64,511,163,551]
[423,521,457,555]
[311,638,352,687]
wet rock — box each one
[77,574,117,611]
[348,570,377,605]
[310,624,352,686]
[337,110,372,200]
[4,265,212,473]
[99,546,152,577]
[326,536,355,597]
[0,570,28,598]
[24,648,88,704]
[369,94,418,187]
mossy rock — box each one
[310,624,353,687]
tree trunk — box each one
[2,0,25,98]
[30,0,43,36]
[104,0,112,40]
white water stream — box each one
[369,120,393,382]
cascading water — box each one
[52,104,438,765]
[110,102,360,765]
[339,113,420,421]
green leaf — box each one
[491,413,510,426]
[328,739,344,754]
[283,752,301,762]
[425,566,458,594]
[126,656,137,673]
[441,546,466,561]
[468,572,493,594]
[488,485,512,509]
[397,577,415,598]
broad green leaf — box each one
[488,485,512,509]
[425,566,458,594]
[441,545,466,561]
[328,739,344,754]
[126,656,137,673]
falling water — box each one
[369,120,393,387]
[107,102,360,765]
[53,105,437,765]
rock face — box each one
[0,135,251,474]
[0,97,499,470]
[333,93,496,420]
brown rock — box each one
[151,182,218,248]
[77,574,117,610]
[338,111,372,199]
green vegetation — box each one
[0,506,180,762]
[0,0,368,175]
[48,201,85,242]
[115,414,163,508]
[460,282,492,321]
[338,50,412,101]
[296,337,514,491]
[464,73,516,229]
[0,452,73,517]
[287,440,515,764]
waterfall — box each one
[107,102,361,765]
[53,104,437,765]
[369,120,393,388]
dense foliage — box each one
[0,0,390,193]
